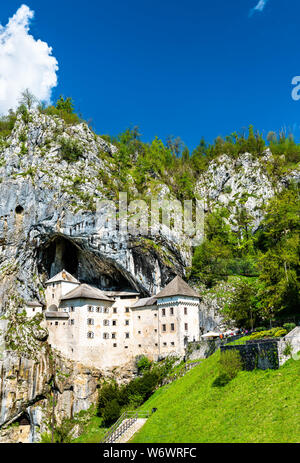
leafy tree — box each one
[257,184,300,318]
[222,279,261,329]
[56,96,75,114]
[101,399,121,427]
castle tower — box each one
[45,270,80,310]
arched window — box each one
[104,319,109,326]
[103,333,109,339]
[87,318,94,326]
[87,331,94,339]
[88,306,94,312]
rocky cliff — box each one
[0,109,298,442]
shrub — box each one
[283,342,292,357]
[101,399,121,427]
[137,355,152,374]
[97,381,119,417]
[273,329,287,338]
[254,326,267,332]
[59,137,84,162]
[283,323,296,333]
[219,350,243,380]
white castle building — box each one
[41,270,200,369]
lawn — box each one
[72,413,108,443]
[131,350,300,443]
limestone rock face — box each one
[195,151,299,231]
[0,347,102,443]
[0,111,188,310]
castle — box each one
[38,270,201,369]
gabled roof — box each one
[132,296,157,308]
[155,275,199,299]
[61,284,114,302]
[26,301,43,307]
[46,270,80,285]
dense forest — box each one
[0,92,299,329]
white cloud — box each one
[249,0,269,17]
[0,4,58,115]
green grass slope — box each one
[132,351,300,443]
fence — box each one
[100,410,150,444]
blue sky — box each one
[1,0,300,150]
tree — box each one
[18,89,38,110]
[222,279,261,329]
[257,184,300,318]
[56,96,75,114]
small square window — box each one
[55,321,58,326]
[171,342,175,346]
[113,308,117,313]
[126,333,130,339]
[113,343,117,348]
[125,308,130,313]
[154,313,157,317]
[163,342,167,347]
[125,346,128,349]
[125,320,129,326]
[138,344,141,348]
[138,331,141,334]
[112,320,117,326]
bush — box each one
[254,326,267,332]
[101,399,121,427]
[137,355,152,374]
[249,327,285,340]
[273,329,287,338]
[283,342,292,357]
[219,350,243,380]
[97,381,119,417]
[283,323,296,333]
[59,137,84,162]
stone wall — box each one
[278,327,300,366]
[187,339,222,361]
[221,340,279,371]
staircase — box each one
[100,411,150,444]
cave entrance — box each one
[15,205,24,215]
[39,236,79,279]
[38,235,138,292]
[17,412,31,426]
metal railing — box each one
[162,360,202,385]
[100,410,150,444]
